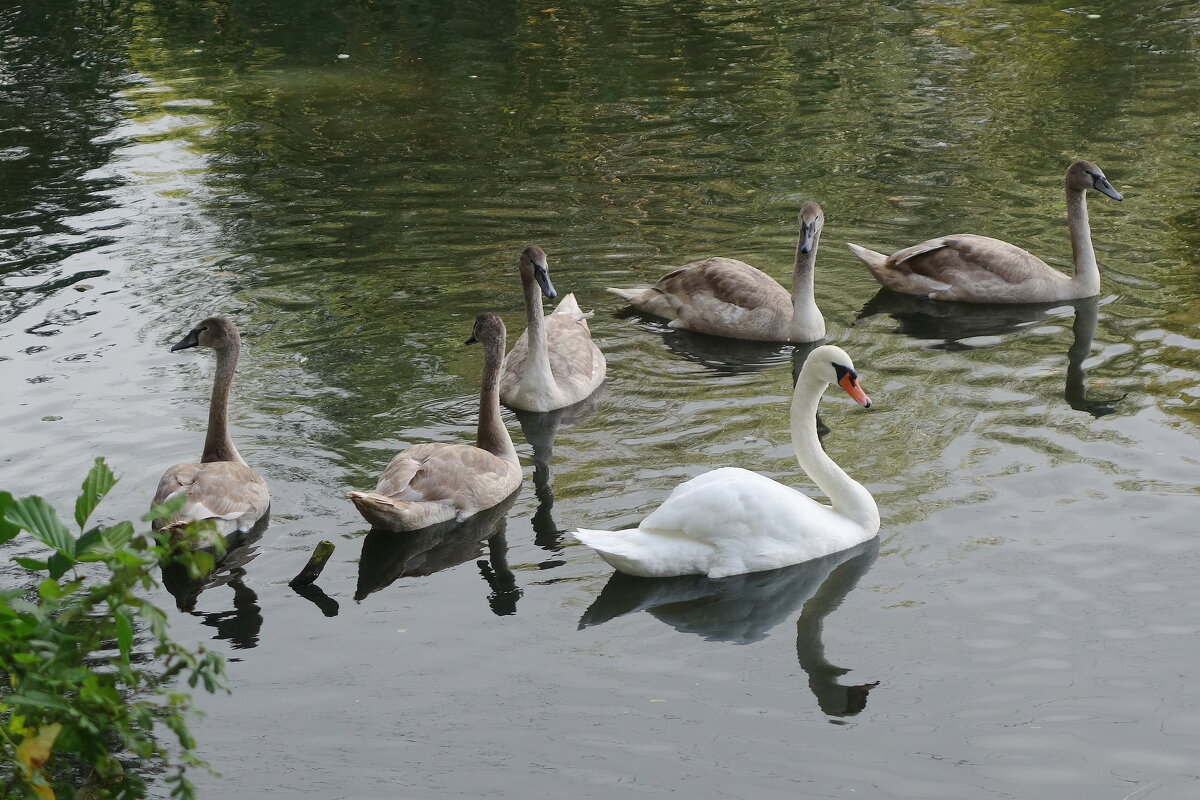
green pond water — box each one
[2,1,1200,797]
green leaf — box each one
[47,551,74,580]
[144,494,186,525]
[78,521,137,562]
[75,525,106,555]
[6,690,72,712]
[103,520,134,549]
[6,496,74,555]
[13,557,49,572]
[114,608,133,665]
[0,491,19,545]
[75,457,117,529]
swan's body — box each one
[153,317,270,538]
[608,202,827,342]
[848,160,1122,303]
[350,313,522,532]
[573,345,877,578]
[500,245,606,412]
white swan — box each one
[500,245,606,412]
[349,313,522,532]
[153,317,270,538]
[847,160,1122,303]
[573,345,877,578]
[607,202,827,342]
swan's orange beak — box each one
[838,373,872,408]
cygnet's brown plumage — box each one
[153,317,270,538]
[500,245,606,412]
[349,313,522,532]
[848,160,1122,303]
[607,202,827,343]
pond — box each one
[2,1,1199,797]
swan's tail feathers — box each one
[572,527,712,578]
[348,491,455,532]
[606,286,647,303]
[846,242,888,270]
[552,292,594,320]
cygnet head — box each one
[798,201,825,254]
[518,245,556,299]
[1066,160,1122,201]
[800,344,871,408]
[170,316,240,353]
[465,312,507,348]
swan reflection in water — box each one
[580,539,880,718]
[857,290,1122,417]
[617,310,796,377]
[355,489,521,615]
[512,392,600,560]
[161,521,267,649]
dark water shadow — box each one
[580,538,880,717]
[857,290,1122,417]
[355,489,521,615]
[616,308,796,376]
[512,394,600,560]
[161,515,269,650]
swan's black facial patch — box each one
[833,363,857,382]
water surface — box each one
[2,2,1199,798]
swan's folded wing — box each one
[501,330,532,397]
[545,311,605,394]
[899,234,1055,285]
[375,443,517,507]
[660,257,786,312]
[639,467,823,547]
[154,461,269,531]
[550,292,593,320]
[888,239,951,272]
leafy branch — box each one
[1,458,228,799]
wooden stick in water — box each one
[289,540,335,588]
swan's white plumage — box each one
[573,345,879,578]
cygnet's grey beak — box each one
[799,221,818,254]
[1094,175,1123,202]
[534,265,556,299]
[170,328,201,352]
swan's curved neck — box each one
[477,333,518,462]
[521,273,557,390]
[788,234,824,341]
[790,376,878,532]
[1066,187,1100,296]
[201,340,245,465]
